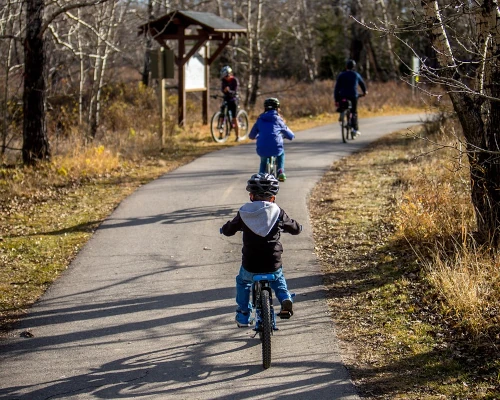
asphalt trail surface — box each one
[0,114,428,400]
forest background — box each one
[1,0,499,398]
[1,0,425,158]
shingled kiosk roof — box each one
[138,10,247,40]
[138,10,246,126]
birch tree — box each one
[376,0,399,78]
[290,0,318,81]
[88,0,121,138]
[244,0,264,106]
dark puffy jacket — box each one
[334,70,367,102]
[221,201,301,272]
[248,110,295,158]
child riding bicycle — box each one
[248,98,295,182]
[220,173,302,327]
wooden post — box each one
[158,48,166,145]
[203,43,209,124]
[178,29,186,126]
[161,77,166,145]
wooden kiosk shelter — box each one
[138,10,247,127]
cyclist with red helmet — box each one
[220,65,240,141]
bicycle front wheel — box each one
[210,111,230,143]
[236,110,249,140]
[261,290,272,369]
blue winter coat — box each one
[248,110,295,157]
[334,70,367,102]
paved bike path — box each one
[0,114,427,400]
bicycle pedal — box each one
[277,311,292,319]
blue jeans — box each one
[259,151,285,174]
[235,266,291,324]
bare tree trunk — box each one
[244,0,254,107]
[215,0,224,16]
[76,8,85,126]
[141,0,153,87]
[365,36,384,81]
[249,0,263,106]
[377,0,398,78]
[22,0,50,164]
[88,0,118,138]
[299,0,317,81]
[350,0,364,62]
[422,0,500,248]
[1,40,13,155]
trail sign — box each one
[150,48,174,80]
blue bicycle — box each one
[251,273,292,369]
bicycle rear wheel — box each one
[341,111,349,143]
[236,110,249,140]
[261,290,272,369]
[265,157,277,177]
[210,111,230,143]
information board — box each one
[185,46,206,91]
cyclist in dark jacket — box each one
[334,59,368,136]
[221,173,302,327]
[220,65,240,141]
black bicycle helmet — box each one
[346,59,356,70]
[264,97,280,111]
[246,173,280,197]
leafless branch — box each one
[0,34,22,41]
[41,0,110,36]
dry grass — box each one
[309,115,499,398]
[389,118,499,341]
[246,78,429,120]
[426,247,500,337]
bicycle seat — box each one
[252,273,277,282]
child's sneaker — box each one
[278,299,293,319]
[235,317,254,328]
[277,169,286,182]
[235,312,253,328]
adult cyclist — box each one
[334,59,367,137]
[220,65,240,141]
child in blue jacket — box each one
[248,98,295,182]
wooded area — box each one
[0,0,428,158]
[1,0,500,250]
